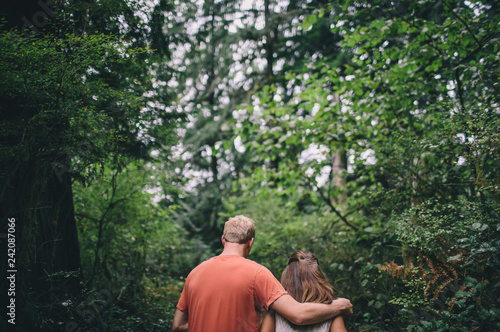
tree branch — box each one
[445,0,481,47]
[312,181,361,232]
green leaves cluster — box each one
[71,161,205,331]
[0,27,149,184]
[393,198,496,256]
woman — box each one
[260,251,347,332]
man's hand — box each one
[331,298,353,318]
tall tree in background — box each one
[0,0,180,330]
[167,0,268,246]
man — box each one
[172,215,353,331]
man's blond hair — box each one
[223,215,255,244]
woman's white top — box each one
[275,313,332,332]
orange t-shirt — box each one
[176,255,287,332]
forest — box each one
[0,0,498,331]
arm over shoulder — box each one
[271,295,353,326]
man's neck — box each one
[220,242,248,258]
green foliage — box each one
[0,18,161,330]
[222,188,307,275]
[0,29,127,180]
[1,1,182,329]
[394,199,491,255]
[72,161,206,330]
[3,0,499,330]
[385,198,500,330]
[229,0,499,330]
[1,0,181,186]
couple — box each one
[172,215,352,332]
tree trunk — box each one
[265,0,274,79]
[0,151,82,330]
[331,147,347,205]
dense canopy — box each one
[0,0,499,331]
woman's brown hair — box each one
[280,251,336,304]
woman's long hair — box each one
[281,251,336,304]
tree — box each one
[165,0,269,246]
[0,0,180,330]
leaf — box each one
[447,254,462,262]
[302,14,318,31]
[464,277,478,288]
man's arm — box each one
[172,308,188,331]
[271,294,352,326]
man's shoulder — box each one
[188,255,268,276]
[190,256,217,271]
[241,259,278,280]
[246,259,269,272]
[236,257,269,271]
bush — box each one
[385,198,500,330]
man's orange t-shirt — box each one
[176,255,287,332]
